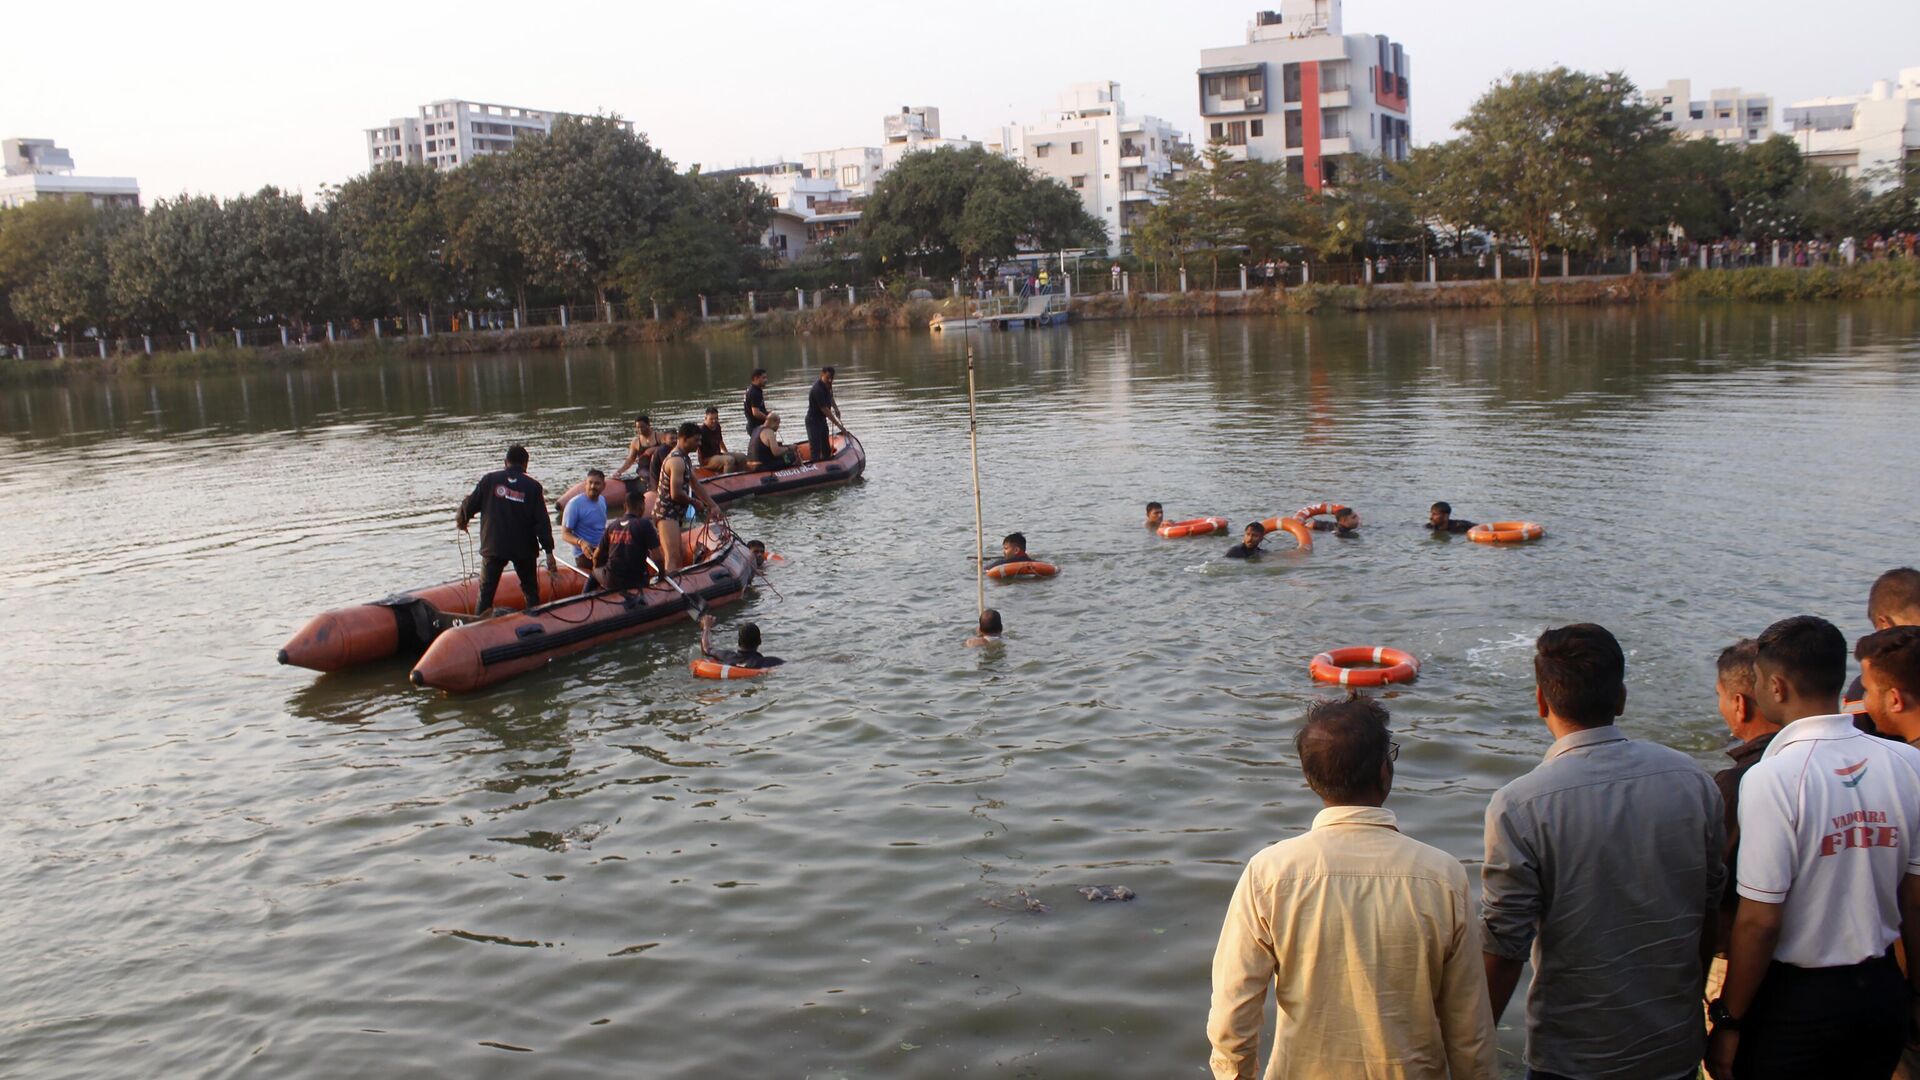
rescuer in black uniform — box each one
[457,444,557,613]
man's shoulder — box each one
[1495,736,1710,807]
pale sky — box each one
[7,0,1917,203]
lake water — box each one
[3,304,1917,1078]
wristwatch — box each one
[1708,999,1742,1031]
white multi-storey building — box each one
[1195,1,1411,190]
[365,100,629,172]
[0,138,140,210]
[995,82,1185,256]
[878,106,976,171]
[801,147,886,199]
[1784,69,1920,189]
[1650,80,1774,144]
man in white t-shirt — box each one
[1706,615,1920,1080]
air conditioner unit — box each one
[1246,92,1264,107]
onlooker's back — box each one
[1210,697,1495,1080]
[1481,623,1725,1080]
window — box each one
[1689,108,1704,120]
[1070,141,1084,155]
[1285,110,1303,149]
[806,195,817,208]
[1035,144,1051,158]
[1210,122,1224,141]
[1283,63,1302,103]
[1321,111,1345,138]
[1662,96,1673,105]
[1250,119,1264,138]
[840,165,861,186]
[1227,121,1247,146]
[1371,114,1376,137]
[1071,175,1086,189]
[1662,112,1673,122]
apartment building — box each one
[1784,68,1920,189]
[1650,80,1774,144]
[0,138,140,210]
[995,82,1185,256]
[365,100,630,172]
[1195,1,1411,190]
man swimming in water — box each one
[1310,508,1362,538]
[1146,502,1165,530]
[1224,522,1267,559]
[700,614,784,670]
[1427,502,1475,534]
[966,608,1005,648]
[984,533,1033,569]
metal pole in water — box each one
[967,345,985,618]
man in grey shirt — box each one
[1482,623,1726,1080]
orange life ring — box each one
[1292,502,1348,522]
[1310,646,1420,687]
[1158,516,1228,538]
[691,658,769,680]
[986,560,1059,579]
[1468,521,1545,544]
[1844,698,1868,716]
[1256,516,1314,550]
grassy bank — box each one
[6,263,1916,385]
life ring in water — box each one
[1158,516,1228,538]
[1310,646,1420,687]
[690,658,769,680]
[986,560,1059,580]
[1468,521,1545,544]
[1292,502,1349,522]
[1256,517,1315,550]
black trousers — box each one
[478,553,540,612]
[805,416,830,462]
[1733,953,1906,1080]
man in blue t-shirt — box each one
[559,469,609,570]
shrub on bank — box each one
[1667,260,1920,302]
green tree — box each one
[439,152,531,316]
[0,199,103,342]
[10,205,126,345]
[326,165,448,321]
[509,115,676,303]
[227,187,332,328]
[621,171,771,301]
[1447,67,1669,281]
[106,194,239,335]
[856,145,1106,277]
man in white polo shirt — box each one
[1707,615,1920,1080]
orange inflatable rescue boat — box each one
[558,433,866,516]
[409,524,753,693]
[279,566,586,672]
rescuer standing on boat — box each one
[805,365,845,463]
[457,444,557,613]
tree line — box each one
[0,116,772,345]
[1133,67,1920,284]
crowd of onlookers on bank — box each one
[1207,567,1920,1080]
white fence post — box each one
[1239,264,1248,292]
[796,287,805,309]
[1303,262,1311,285]
[98,339,108,359]
[1494,252,1503,281]
[699,295,709,321]
[326,322,335,342]
[1561,250,1570,278]
[421,314,431,337]
[1428,256,1438,283]
[847,285,855,305]
[1364,259,1374,284]
[1007,279,1016,298]
[747,292,756,316]
[1699,248,1708,271]
[143,335,153,355]
[234,329,243,347]
[1630,248,1639,274]
[1771,240,1781,268]
[1122,272,1130,296]
[190,331,199,350]
[1179,267,1188,293]
[280,326,290,346]
[373,321,381,340]
[652,299,661,321]
[56,342,65,359]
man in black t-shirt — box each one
[805,365,844,462]
[1224,522,1267,559]
[700,614,784,669]
[593,486,665,592]
[743,368,770,440]
[1427,502,1476,535]
[1310,507,1362,538]
[457,444,557,612]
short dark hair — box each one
[506,444,529,467]
[980,608,1003,634]
[1534,624,1626,726]
[747,539,766,553]
[1246,521,1266,536]
[1146,501,1162,513]
[1295,696,1393,803]
[623,479,645,507]
[739,623,762,651]
[1003,532,1026,549]
[821,365,836,375]
[635,414,650,425]
[1334,507,1358,522]
[1431,501,1452,515]
[586,468,605,480]
[678,421,701,439]
[1755,615,1848,701]
[1716,638,1759,696]
[1870,568,1920,623]
[705,405,720,416]
[1857,626,1920,698]
[751,367,767,379]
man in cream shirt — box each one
[1207,697,1497,1080]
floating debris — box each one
[981,888,1051,914]
[1078,885,1136,902]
